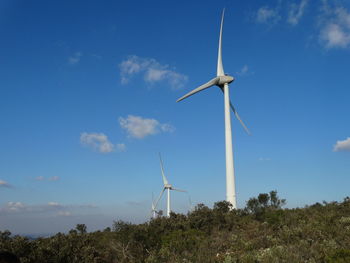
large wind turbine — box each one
[177,10,250,209]
[153,154,187,217]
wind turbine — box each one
[151,193,158,219]
[188,196,194,213]
[176,9,250,209]
[153,153,187,217]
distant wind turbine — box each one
[151,192,158,219]
[188,196,194,213]
[153,153,187,217]
[177,9,250,209]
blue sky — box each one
[1,0,350,234]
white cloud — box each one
[0,180,12,188]
[119,55,188,90]
[256,6,281,24]
[288,0,309,25]
[48,202,61,207]
[144,68,168,82]
[236,65,250,76]
[3,202,31,213]
[119,115,174,139]
[321,23,350,48]
[80,132,114,153]
[319,5,350,49]
[7,202,25,212]
[68,52,82,65]
[333,137,350,152]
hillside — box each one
[1,191,350,263]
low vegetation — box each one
[1,191,350,262]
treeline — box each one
[1,191,350,262]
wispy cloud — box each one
[288,0,309,26]
[5,202,25,212]
[49,176,60,181]
[0,180,12,188]
[80,132,115,153]
[119,55,188,90]
[119,115,174,139]
[236,65,250,76]
[57,211,72,217]
[256,6,281,24]
[333,137,350,152]
[35,176,45,181]
[0,202,97,216]
[91,54,102,59]
[35,176,60,182]
[255,1,350,50]
[48,202,62,208]
[319,4,350,49]
[68,52,82,65]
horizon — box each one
[11,194,350,237]
[1,0,350,235]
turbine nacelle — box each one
[164,184,172,189]
[176,75,236,103]
[217,75,234,86]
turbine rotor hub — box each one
[217,75,234,86]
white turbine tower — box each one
[153,153,187,217]
[177,9,250,209]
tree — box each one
[269,190,286,209]
[246,190,286,215]
[113,220,131,232]
[75,224,87,234]
[213,201,232,213]
[246,197,261,214]
[0,230,11,242]
[258,193,270,207]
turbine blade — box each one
[217,9,225,77]
[151,192,155,210]
[220,87,251,135]
[171,188,187,193]
[159,153,169,186]
[154,188,165,210]
[176,77,219,102]
[230,102,251,135]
